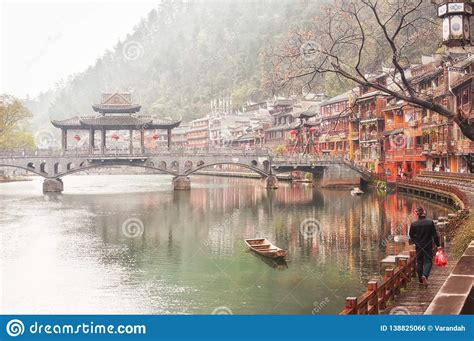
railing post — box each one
[367,281,379,314]
[345,297,358,315]
[378,283,386,311]
[384,268,394,301]
[409,250,416,276]
[398,258,409,287]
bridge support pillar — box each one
[263,175,278,189]
[43,178,64,193]
[173,176,191,190]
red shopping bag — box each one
[434,249,447,267]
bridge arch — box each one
[170,161,179,172]
[184,160,193,171]
[54,163,178,178]
[263,160,270,173]
[54,162,63,175]
[40,162,46,173]
[184,162,269,177]
[0,164,48,177]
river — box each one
[0,175,450,314]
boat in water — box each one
[244,238,287,260]
[350,187,364,196]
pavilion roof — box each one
[92,104,142,114]
[293,105,319,119]
[92,93,141,114]
[51,115,181,130]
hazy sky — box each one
[1,0,157,98]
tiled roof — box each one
[81,116,151,126]
[409,68,443,85]
[453,55,473,69]
[92,104,141,113]
[451,74,473,90]
[355,91,388,103]
[51,115,181,129]
[321,88,358,106]
[50,116,84,128]
[236,133,255,141]
[293,105,319,118]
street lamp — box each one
[437,1,472,47]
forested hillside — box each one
[31,0,440,124]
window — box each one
[462,88,469,105]
[415,136,422,147]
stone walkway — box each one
[382,245,460,315]
[383,174,473,315]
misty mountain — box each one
[30,0,439,126]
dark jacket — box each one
[409,217,440,248]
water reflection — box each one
[0,175,450,314]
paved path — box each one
[383,174,472,314]
[382,245,460,315]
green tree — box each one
[0,94,34,148]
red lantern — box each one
[74,134,81,141]
[290,130,297,135]
[152,134,160,141]
[112,133,120,141]
[309,127,317,133]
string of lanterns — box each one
[71,132,161,142]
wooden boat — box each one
[244,238,287,259]
[249,251,288,270]
[350,187,364,196]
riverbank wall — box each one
[0,176,32,184]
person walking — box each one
[409,207,442,287]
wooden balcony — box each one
[385,122,404,131]
[456,139,474,152]
[385,148,425,160]
[360,133,381,142]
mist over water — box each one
[0,175,449,314]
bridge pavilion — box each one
[51,93,181,154]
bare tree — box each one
[265,0,474,141]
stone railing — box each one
[396,178,470,210]
[419,171,474,181]
[272,154,346,164]
[0,148,272,158]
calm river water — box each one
[0,175,450,314]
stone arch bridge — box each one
[0,150,371,193]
